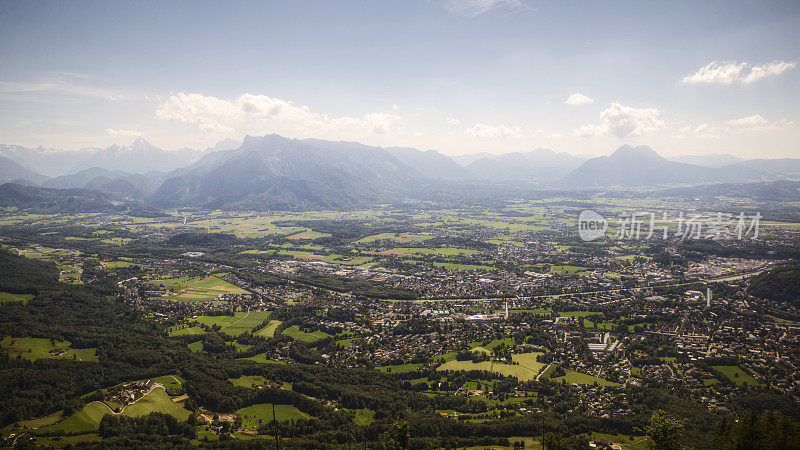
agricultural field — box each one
[255,320,282,338]
[0,292,34,304]
[0,336,98,362]
[281,325,330,343]
[549,370,619,387]
[149,275,248,301]
[236,403,311,429]
[712,366,759,386]
[229,375,268,388]
[438,352,545,382]
[355,233,432,244]
[194,310,271,335]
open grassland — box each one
[549,265,588,275]
[1,336,98,362]
[281,325,330,343]
[236,404,310,429]
[242,353,285,364]
[356,233,432,244]
[712,365,759,386]
[194,310,270,335]
[37,387,189,435]
[255,320,282,338]
[122,387,190,420]
[0,292,34,304]
[549,370,619,386]
[376,363,421,374]
[437,352,545,382]
[229,375,268,388]
[36,402,111,435]
[149,275,248,301]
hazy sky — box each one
[1,0,798,157]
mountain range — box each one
[1,136,798,210]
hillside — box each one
[149,134,424,210]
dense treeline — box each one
[748,264,800,307]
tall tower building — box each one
[706,287,712,308]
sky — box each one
[0,0,798,158]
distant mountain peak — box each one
[609,144,662,161]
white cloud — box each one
[565,93,594,105]
[547,133,565,139]
[741,61,797,84]
[155,92,400,136]
[0,76,125,102]
[446,117,461,125]
[465,123,522,138]
[728,114,794,131]
[682,60,796,84]
[443,0,524,17]
[574,102,665,138]
[106,128,143,137]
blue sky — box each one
[0,0,798,157]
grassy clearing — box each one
[558,311,601,318]
[36,402,111,434]
[354,408,375,426]
[37,387,189,435]
[377,247,480,256]
[102,260,136,268]
[149,275,248,301]
[255,320,282,338]
[194,311,270,335]
[548,265,587,275]
[376,363,420,374]
[437,352,545,382]
[237,404,310,429]
[229,375,268,388]
[712,366,759,386]
[0,292,34,304]
[1,336,98,362]
[242,353,285,364]
[123,387,190,420]
[356,233,432,244]
[187,341,203,352]
[550,370,619,386]
[281,325,330,343]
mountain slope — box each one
[41,167,165,199]
[560,145,764,187]
[466,149,588,183]
[0,156,48,184]
[149,134,424,210]
[384,147,472,180]
[0,183,162,216]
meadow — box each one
[1,336,98,362]
[149,275,248,301]
[236,403,310,429]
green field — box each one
[354,408,375,426]
[549,265,587,275]
[242,353,285,364]
[377,247,480,256]
[356,233,432,244]
[36,402,111,434]
[255,320,282,338]
[281,325,330,343]
[0,292,34,304]
[229,375,268,388]
[376,363,420,374]
[149,275,248,301]
[102,260,136,268]
[549,370,619,386]
[236,403,310,429]
[558,311,601,318]
[712,366,759,386]
[37,387,189,435]
[194,310,271,335]
[1,336,98,362]
[187,341,203,352]
[437,352,545,382]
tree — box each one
[646,410,685,450]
